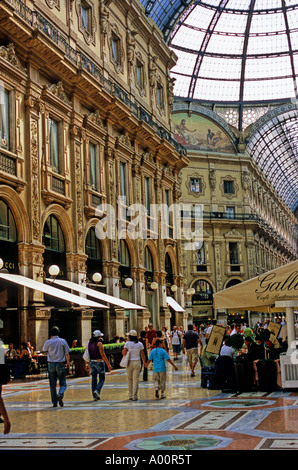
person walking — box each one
[122,330,147,401]
[84,330,112,400]
[146,339,178,399]
[171,326,182,360]
[182,324,202,377]
[42,326,70,408]
[0,335,11,434]
[139,331,148,381]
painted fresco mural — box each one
[172,112,236,153]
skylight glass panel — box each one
[287,8,298,29]
[247,33,289,55]
[289,30,298,51]
[171,49,197,74]
[244,77,295,101]
[215,11,248,34]
[171,25,206,51]
[207,33,245,55]
[171,73,192,97]
[244,56,292,79]
[250,12,285,34]
[199,56,242,80]
[193,78,240,101]
[223,0,251,9]
[201,0,222,7]
[254,0,282,9]
[185,5,215,28]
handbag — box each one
[0,363,11,385]
[83,345,90,362]
[120,351,130,368]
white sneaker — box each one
[161,392,166,399]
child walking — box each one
[146,339,178,399]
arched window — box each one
[165,252,173,287]
[144,246,154,290]
[0,200,17,242]
[192,280,213,306]
[43,215,65,252]
[85,227,102,279]
[118,239,130,267]
[144,246,153,272]
[86,227,101,260]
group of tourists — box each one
[1,317,296,435]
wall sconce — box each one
[124,277,133,287]
[38,264,60,281]
[171,284,178,292]
[150,281,158,291]
[186,287,195,296]
[0,258,3,270]
[48,265,60,278]
[92,272,102,284]
[82,272,102,286]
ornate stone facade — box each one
[0,0,188,348]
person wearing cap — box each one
[84,330,112,401]
[42,326,70,408]
[122,330,147,401]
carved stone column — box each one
[109,308,126,339]
[28,308,52,351]
[77,309,94,347]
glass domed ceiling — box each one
[140,0,298,214]
[141,0,298,104]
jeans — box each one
[48,362,67,406]
[90,361,105,395]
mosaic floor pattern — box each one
[1,354,298,453]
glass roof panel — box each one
[140,0,298,213]
[170,73,192,97]
[171,48,198,74]
[170,25,206,51]
[167,1,298,103]
[244,77,295,101]
[207,32,245,55]
[215,12,248,34]
[244,56,293,79]
[199,56,242,80]
[185,5,216,28]
[193,78,240,101]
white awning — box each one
[166,296,185,312]
[0,273,108,309]
[51,279,145,310]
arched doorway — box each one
[165,252,176,329]
[144,246,157,326]
[42,215,74,346]
[0,199,19,344]
[85,227,104,334]
[118,239,133,332]
[191,279,214,325]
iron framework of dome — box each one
[140,0,298,214]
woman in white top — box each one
[122,330,147,401]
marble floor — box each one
[1,354,298,452]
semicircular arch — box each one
[41,205,75,253]
[0,185,30,243]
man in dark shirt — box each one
[146,323,156,348]
[182,324,202,377]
